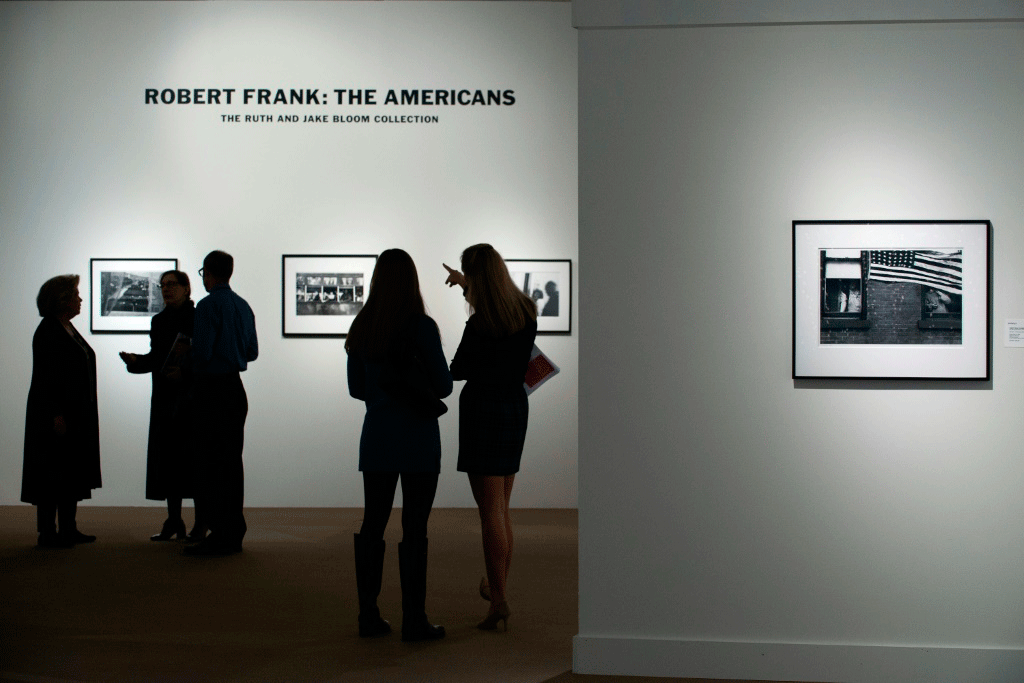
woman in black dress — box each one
[22,275,102,548]
[444,244,537,631]
[119,270,201,541]
[347,249,453,641]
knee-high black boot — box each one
[398,538,444,642]
[353,533,391,637]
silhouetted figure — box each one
[183,251,258,557]
[443,244,538,632]
[541,280,559,317]
[22,275,102,548]
[120,270,204,542]
[347,249,453,641]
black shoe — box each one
[184,525,208,543]
[354,534,391,637]
[358,607,392,638]
[62,530,96,544]
[401,614,445,642]
[37,532,74,549]
[151,518,187,541]
[398,539,445,642]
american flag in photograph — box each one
[867,249,962,294]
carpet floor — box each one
[0,506,813,683]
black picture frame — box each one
[89,258,178,334]
[282,254,377,337]
[505,259,572,335]
[792,220,991,380]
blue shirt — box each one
[192,283,258,374]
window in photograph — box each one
[820,250,868,327]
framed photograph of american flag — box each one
[793,220,991,380]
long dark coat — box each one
[22,317,102,504]
[125,302,195,500]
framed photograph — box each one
[90,258,178,334]
[793,220,991,380]
[506,259,572,334]
[282,254,376,337]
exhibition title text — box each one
[145,88,516,106]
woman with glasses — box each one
[119,270,202,541]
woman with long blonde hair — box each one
[443,244,537,631]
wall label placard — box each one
[1006,319,1024,347]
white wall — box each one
[575,1,1024,681]
[0,2,578,509]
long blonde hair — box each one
[461,244,537,337]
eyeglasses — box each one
[198,267,205,277]
[159,282,181,290]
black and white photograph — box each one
[282,254,376,337]
[295,273,365,316]
[793,221,990,380]
[819,247,964,344]
[90,258,178,333]
[506,259,572,334]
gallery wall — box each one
[0,2,578,509]
[574,1,1024,681]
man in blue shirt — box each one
[185,250,258,556]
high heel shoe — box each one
[478,577,491,602]
[151,518,186,541]
[477,601,510,632]
[184,524,208,544]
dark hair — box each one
[36,274,80,318]
[160,269,192,300]
[461,244,536,337]
[203,250,233,279]
[345,249,433,359]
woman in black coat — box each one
[346,248,453,642]
[443,244,538,632]
[119,270,200,541]
[22,275,102,548]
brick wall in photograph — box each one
[820,282,962,345]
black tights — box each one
[36,500,77,534]
[360,472,439,542]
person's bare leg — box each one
[469,474,509,608]
[502,475,515,588]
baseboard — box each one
[573,636,1024,682]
